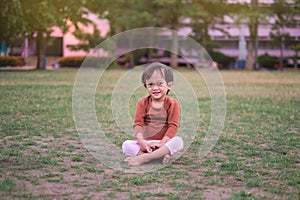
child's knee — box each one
[173,136,183,150]
[165,136,183,155]
[122,140,131,154]
[122,140,139,157]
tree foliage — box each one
[270,0,300,69]
[0,0,26,48]
[232,0,271,70]
[0,0,92,69]
[21,0,91,69]
[290,43,300,68]
[1,0,299,70]
[185,0,231,50]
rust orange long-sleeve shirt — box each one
[133,96,180,140]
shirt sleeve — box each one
[164,99,180,138]
[133,98,146,136]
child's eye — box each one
[158,81,163,86]
[147,83,153,87]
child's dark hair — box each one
[142,62,173,94]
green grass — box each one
[0,69,299,199]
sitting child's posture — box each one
[122,62,183,166]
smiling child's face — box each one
[145,70,171,102]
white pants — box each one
[122,136,183,157]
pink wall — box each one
[50,13,110,56]
[49,13,299,59]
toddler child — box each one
[122,62,183,166]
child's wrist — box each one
[160,136,170,145]
[135,132,144,139]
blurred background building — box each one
[2,0,299,68]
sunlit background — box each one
[0,0,299,70]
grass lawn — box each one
[0,69,299,199]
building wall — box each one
[18,12,299,61]
[209,23,300,58]
[49,13,110,57]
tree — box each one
[67,23,106,52]
[86,0,155,67]
[0,0,26,54]
[246,0,260,70]
[89,0,186,68]
[290,43,300,69]
[20,0,90,69]
[183,0,233,68]
[270,0,300,70]
[185,0,230,50]
[234,1,270,70]
[150,0,184,68]
[1,0,96,68]
[239,0,259,70]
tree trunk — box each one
[170,30,178,68]
[245,39,254,70]
[202,21,209,50]
[294,51,298,69]
[279,34,284,70]
[129,52,134,67]
[254,36,259,70]
[246,0,258,71]
[246,24,258,70]
[36,30,46,69]
[170,5,179,68]
[147,49,153,63]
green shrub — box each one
[57,56,113,68]
[0,56,25,66]
[57,56,85,67]
[208,51,235,69]
[258,53,279,69]
[120,49,148,67]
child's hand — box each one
[139,141,152,153]
[149,142,162,151]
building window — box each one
[46,37,63,56]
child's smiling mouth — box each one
[152,91,161,96]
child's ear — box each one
[167,81,173,88]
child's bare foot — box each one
[162,154,170,164]
[124,154,149,166]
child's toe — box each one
[162,155,171,164]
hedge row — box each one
[258,53,279,69]
[0,54,283,69]
[0,56,25,66]
[57,56,113,68]
[57,56,85,67]
[208,51,235,68]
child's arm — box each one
[134,98,154,152]
[133,99,146,135]
[149,136,170,150]
[164,99,180,138]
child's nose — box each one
[152,84,160,89]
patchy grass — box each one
[0,69,299,199]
